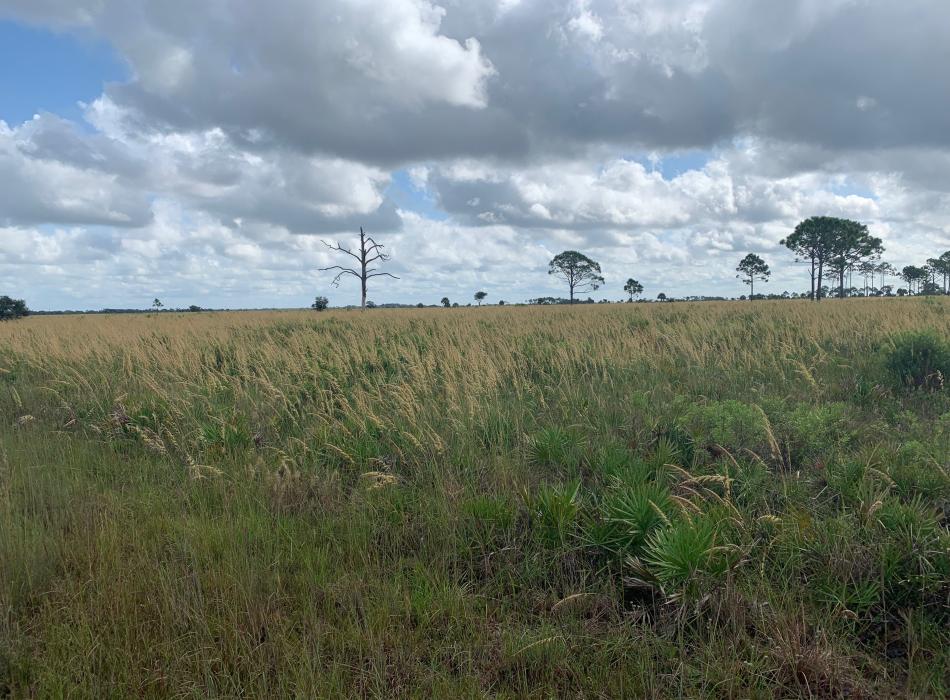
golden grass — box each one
[0,298,947,697]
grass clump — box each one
[883,329,949,390]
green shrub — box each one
[883,330,949,390]
[525,482,581,548]
[641,516,731,594]
[526,427,585,471]
[780,403,852,467]
[590,443,655,486]
[589,482,672,557]
[682,400,769,454]
[651,422,695,467]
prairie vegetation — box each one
[1,299,948,697]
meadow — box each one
[1,299,948,698]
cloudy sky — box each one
[1,0,948,309]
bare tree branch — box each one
[319,227,398,308]
[321,240,361,263]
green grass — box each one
[1,299,948,697]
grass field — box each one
[1,299,948,698]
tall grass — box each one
[1,299,948,697]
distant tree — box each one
[440,296,451,308]
[928,251,950,294]
[623,278,644,302]
[782,217,878,301]
[876,262,897,292]
[451,302,459,308]
[901,266,927,295]
[782,217,834,301]
[187,304,202,312]
[366,300,377,309]
[0,296,29,321]
[736,253,771,300]
[416,302,424,308]
[474,291,488,306]
[826,221,882,298]
[311,296,329,311]
[498,300,506,306]
[548,251,604,303]
[657,292,667,302]
[321,227,399,310]
[152,298,163,311]
[858,260,878,297]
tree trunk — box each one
[816,260,824,301]
[360,228,368,310]
[809,260,816,301]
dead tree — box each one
[320,227,399,309]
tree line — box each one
[315,215,949,308]
[4,217,948,318]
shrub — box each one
[651,422,695,467]
[780,403,852,468]
[682,400,769,454]
[526,427,584,471]
[0,296,29,321]
[525,482,581,547]
[590,482,672,557]
[642,517,719,591]
[883,330,949,390]
[589,443,655,485]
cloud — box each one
[0,115,152,227]
[0,0,948,308]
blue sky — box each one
[0,21,126,126]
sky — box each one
[0,0,948,310]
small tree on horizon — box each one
[152,298,163,311]
[474,291,488,306]
[657,292,667,302]
[440,296,451,308]
[311,296,329,311]
[548,251,604,303]
[623,278,644,302]
[736,253,771,300]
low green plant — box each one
[525,481,581,548]
[883,330,949,390]
[526,427,585,471]
[642,517,721,593]
[590,482,673,557]
[682,400,769,455]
